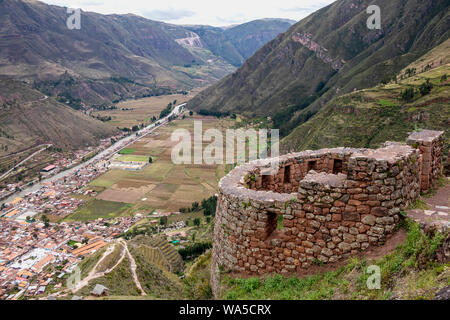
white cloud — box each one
[42,0,335,26]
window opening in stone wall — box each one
[284,165,291,183]
[262,174,271,188]
[307,160,317,172]
[266,211,278,239]
[333,159,343,174]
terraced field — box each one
[145,236,184,273]
[136,245,170,272]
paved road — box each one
[1,103,186,205]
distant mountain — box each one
[0,0,292,106]
[188,0,449,137]
[182,19,295,66]
[0,76,117,155]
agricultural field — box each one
[93,92,197,129]
[63,198,134,222]
[65,113,234,221]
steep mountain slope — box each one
[280,39,450,153]
[183,19,295,66]
[188,0,449,131]
[0,76,117,155]
[0,0,199,104]
[0,0,293,106]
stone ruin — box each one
[211,129,445,294]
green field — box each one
[117,155,149,162]
[63,199,133,222]
[119,148,136,155]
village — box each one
[0,105,187,300]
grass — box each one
[63,199,133,221]
[75,256,140,297]
[409,198,430,210]
[221,219,449,300]
[117,155,149,162]
[129,246,184,299]
[119,148,136,155]
[282,63,450,153]
[77,246,108,279]
[183,250,213,299]
[377,99,397,107]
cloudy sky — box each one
[42,0,335,26]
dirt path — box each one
[53,241,126,297]
[119,239,146,296]
[407,178,450,231]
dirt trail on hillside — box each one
[119,239,146,296]
[52,241,126,297]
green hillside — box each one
[188,0,449,136]
[281,42,450,153]
[0,76,117,156]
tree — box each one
[419,79,433,96]
[401,87,415,101]
[148,157,153,163]
[160,216,168,226]
[42,215,50,228]
[193,218,201,227]
[189,111,193,116]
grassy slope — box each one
[282,54,450,153]
[189,0,449,122]
[73,239,184,299]
[0,77,117,155]
[221,219,449,300]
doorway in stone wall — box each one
[333,159,343,174]
[262,174,271,188]
[307,160,317,172]
[284,165,291,183]
[265,211,284,240]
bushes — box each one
[201,196,217,216]
[178,241,212,260]
[401,87,415,101]
[419,79,433,96]
[180,196,217,216]
[198,109,230,118]
[159,103,174,119]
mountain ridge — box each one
[0,0,293,106]
[188,0,449,136]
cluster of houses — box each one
[0,108,184,300]
[0,215,143,300]
[0,135,125,202]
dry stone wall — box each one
[211,130,445,295]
